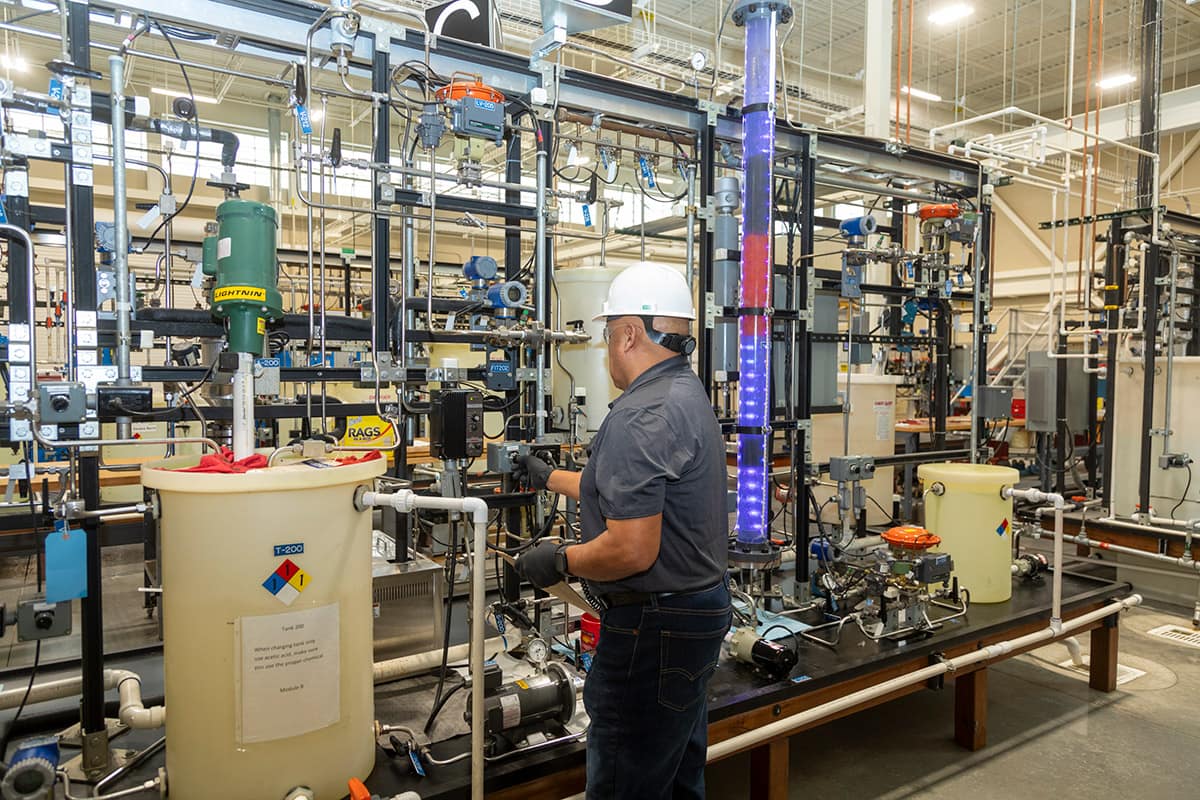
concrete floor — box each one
[707,602,1200,799]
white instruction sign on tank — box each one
[874,399,894,441]
[236,602,340,743]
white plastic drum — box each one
[553,267,622,431]
[918,462,1019,603]
[142,453,385,800]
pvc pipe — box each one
[372,637,506,685]
[0,669,164,729]
[707,593,1142,762]
[112,669,166,729]
[1007,487,1065,631]
[1062,636,1085,667]
[231,352,255,460]
[362,489,489,800]
[109,55,133,440]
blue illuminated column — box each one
[732,0,790,560]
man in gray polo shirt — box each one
[517,262,732,800]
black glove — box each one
[516,541,569,589]
[513,453,555,490]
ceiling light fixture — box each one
[150,87,220,105]
[901,85,942,102]
[1097,73,1136,90]
[928,4,973,25]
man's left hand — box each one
[516,541,568,589]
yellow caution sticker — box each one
[257,317,266,335]
[213,285,267,304]
[340,415,397,448]
[515,679,529,690]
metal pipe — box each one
[0,223,37,377]
[109,55,134,440]
[685,164,696,287]
[31,427,222,454]
[1162,249,1180,456]
[707,593,1141,763]
[535,126,549,438]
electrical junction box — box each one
[96,384,154,421]
[487,441,528,474]
[485,358,516,391]
[38,382,87,424]
[429,389,484,460]
[18,599,72,641]
[1025,351,1056,433]
[828,454,876,482]
[974,385,1013,419]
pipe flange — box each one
[732,0,793,26]
[728,541,782,569]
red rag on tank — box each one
[173,448,269,473]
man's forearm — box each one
[564,534,642,582]
[547,469,582,501]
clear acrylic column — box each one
[732,0,790,564]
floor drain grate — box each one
[1055,657,1146,685]
[1146,624,1200,649]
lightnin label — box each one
[213,285,267,303]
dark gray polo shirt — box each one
[578,355,729,594]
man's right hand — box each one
[513,453,555,490]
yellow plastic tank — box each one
[141,453,386,800]
[918,463,1019,603]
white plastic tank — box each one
[553,267,621,431]
[918,463,1019,603]
[141,453,386,800]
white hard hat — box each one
[593,261,696,321]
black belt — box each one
[595,581,723,611]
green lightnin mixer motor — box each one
[202,199,283,355]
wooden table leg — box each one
[748,737,789,800]
[1089,616,1120,692]
[954,667,988,751]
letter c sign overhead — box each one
[425,0,493,47]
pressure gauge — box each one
[690,51,708,72]
[525,637,549,668]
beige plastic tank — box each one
[918,463,1019,603]
[142,453,386,800]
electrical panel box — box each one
[974,385,1013,419]
[38,382,87,425]
[429,389,484,460]
[1025,351,1057,433]
[810,291,841,407]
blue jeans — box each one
[583,582,732,800]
